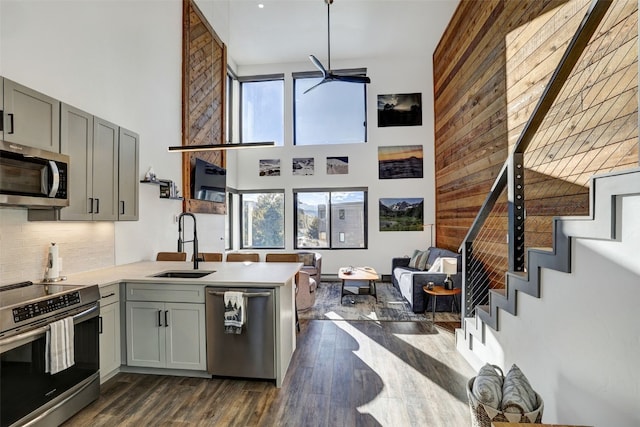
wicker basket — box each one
[467,376,544,427]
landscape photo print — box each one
[378,145,423,179]
[379,198,424,231]
[377,93,422,127]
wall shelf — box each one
[140,179,182,200]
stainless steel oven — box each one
[0,282,100,427]
[0,140,69,208]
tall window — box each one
[294,189,367,249]
[293,70,367,145]
[226,68,236,143]
[225,192,233,250]
[240,74,284,146]
[240,191,285,249]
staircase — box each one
[459,167,640,362]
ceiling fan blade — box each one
[303,78,332,94]
[331,74,371,84]
[309,55,328,79]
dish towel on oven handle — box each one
[223,291,245,334]
[46,317,75,374]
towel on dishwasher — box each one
[224,291,245,334]
[46,317,75,374]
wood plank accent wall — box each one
[181,0,227,214]
[433,0,638,285]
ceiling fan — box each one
[305,0,371,94]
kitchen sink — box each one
[151,270,215,279]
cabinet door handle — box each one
[99,316,103,334]
[164,310,169,327]
[88,198,94,213]
[158,310,163,327]
[7,113,14,134]
[95,198,100,214]
[120,201,125,215]
[0,110,3,132]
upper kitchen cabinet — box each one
[92,117,119,220]
[29,103,139,222]
[30,104,119,221]
[0,79,3,140]
[1,77,60,152]
[118,127,139,221]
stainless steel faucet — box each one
[177,212,200,269]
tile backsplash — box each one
[0,208,115,284]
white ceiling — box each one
[209,0,460,67]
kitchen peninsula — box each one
[66,260,300,388]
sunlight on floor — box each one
[324,311,467,425]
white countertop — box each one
[60,261,302,288]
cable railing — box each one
[459,0,617,318]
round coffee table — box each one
[422,285,462,324]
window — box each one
[240,75,284,146]
[226,68,236,143]
[294,189,367,249]
[225,192,233,251]
[293,70,367,145]
[240,191,285,249]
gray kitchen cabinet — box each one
[30,104,124,221]
[125,283,206,371]
[92,117,119,220]
[2,77,60,152]
[99,284,121,383]
[118,127,139,220]
[0,78,3,140]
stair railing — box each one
[458,0,612,317]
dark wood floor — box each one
[64,320,474,426]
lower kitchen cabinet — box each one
[99,284,121,383]
[126,300,206,371]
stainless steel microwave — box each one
[0,140,69,208]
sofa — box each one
[391,246,462,313]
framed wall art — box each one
[378,145,423,179]
[326,156,348,175]
[377,93,422,127]
[259,159,281,176]
[379,198,424,231]
[293,157,314,175]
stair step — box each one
[461,167,640,354]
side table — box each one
[422,285,461,324]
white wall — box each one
[232,56,437,275]
[0,0,210,276]
[470,195,640,426]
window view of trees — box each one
[241,192,284,248]
[296,192,329,248]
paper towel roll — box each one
[46,243,60,280]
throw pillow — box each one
[408,249,430,270]
[471,363,503,410]
[501,364,538,413]
[298,253,315,266]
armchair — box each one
[295,270,317,311]
[297,251,322,284]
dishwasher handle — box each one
[206,290,271,298]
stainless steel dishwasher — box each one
[205,287,276,380]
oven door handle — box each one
[0,304,99,349]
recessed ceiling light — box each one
[258,3,264,8]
